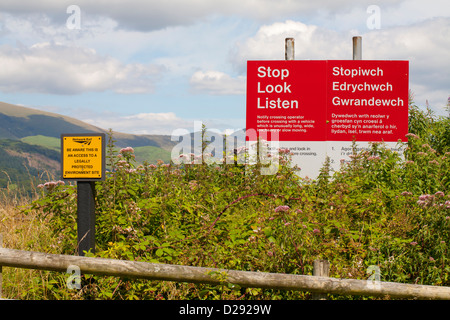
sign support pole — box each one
[353,36,362,60]
[76,181,96,256]
[285,37,295,60]
[61,133,105,256]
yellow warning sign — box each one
[61,134,105,180]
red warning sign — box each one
[326,60,409,141]
[246,60,409,142]
[246,60,327,141]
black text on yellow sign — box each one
[61,133,106,180]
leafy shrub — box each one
[15,103,450,300]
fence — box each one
[1,246,450,300]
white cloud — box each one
[82,111,244,135]
[83,111,190,135]
[184,16,449,114]
[1,0,448,118]
[362,18,450,114]
[188,20,351,96]
[189,70,245,95]
[0,42,165,94]
[0,0,406,31]
[229,20,352,73]
[377,0,450,28]
[228,18,450,115]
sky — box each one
[0,0,448,135]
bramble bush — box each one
[11,101,450,300]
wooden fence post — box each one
[312,259,330,300]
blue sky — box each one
[0,0,448,135]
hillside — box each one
[0,139,60,193]
[0,101,177,191]
[0,101,176,149]
[0,101,104,140]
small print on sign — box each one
[61,134,105,180]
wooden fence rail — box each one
[1,247,450,300]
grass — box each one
[1,191,42,299]
[21,135,61,151]
[0,183,66,299]
[134,146,171,164]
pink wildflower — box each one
[419,194,431,201]
[120,147,134,154]
[417,200,426,206]
[428,160,439,165]
[275,205,290,212]
[405,133,419,139]
[44,181,57,190]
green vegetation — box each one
[134,146,172,164]
[1,100,449,300]
[0,139,60,194]
[21,135,61,151]
[0,135,174,194]
[0,101,178,195]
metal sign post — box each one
[61,133,105,256]
[353,36,362,60]
[77,181,96,255]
